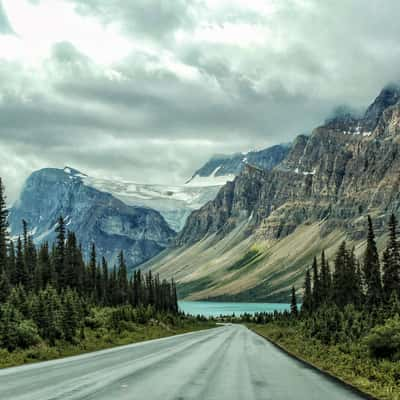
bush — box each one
[365,317,400,359]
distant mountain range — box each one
[9,167,175,268]
[144,84,400,302]
[9,145,289,267]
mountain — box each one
[186,144,290,185]
[9,167,176,267]
[144,84,400,302]
[8,143,288,269]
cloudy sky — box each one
[0,0,400,202]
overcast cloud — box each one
[0,0,400,203]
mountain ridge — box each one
[144,84,400,301]
[9,167,176,268]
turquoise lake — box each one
[178,301,290,317]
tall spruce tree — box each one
[117,251,128,304]
[301,269,312,314]
[320,250,332,302]
[382,213,400,299]
[311,256,321,309]
[363,216,382,307]
[333,241,348,308]
[0,178,8,275]
[54,216,66,288]
[101,257,108,305]
[15,237,27,286]
[88,243,97,294]
[290,286,298,317]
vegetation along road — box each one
[0,324,369,400]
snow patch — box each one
[185,166,235,187]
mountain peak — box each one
[63,166,87,177]
[363,83,400,130]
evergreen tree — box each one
[301,269,312,314]
[88,243,97,295]
[312,256,321,309]
[0,178,8,276]
[117,251,128,304]
[101,257,108,305]
[0,271,10,303]
[7,240,16,285]
[363,216,382,307]
[54,216,66,288]
[382,213,400,299]
[15,237,27,287]
[290,286,298,317]
[320,250,332,302]
[61,289,79,342]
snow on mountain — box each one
[81,173,227,232]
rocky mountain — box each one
[8,142,288,269]
[144,84,400,302]
[186,144,290,185]
[9,167,176,267]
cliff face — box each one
[177,85,400,253]
[9,168,176,268]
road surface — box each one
[0,324,367,400]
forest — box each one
[245,215,400,400]
[0,179,209,367]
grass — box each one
[177,276,214,299]
[248,323,400,400]
[0,319,216,369]
[227,249,262,271]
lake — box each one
[178,301,290,317]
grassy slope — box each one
[0,320,216,369]
[249,324,400,400]
[144,220,360,302]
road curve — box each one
[0,324,367,400]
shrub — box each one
[365,317,400,359]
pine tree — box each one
[88,243,97,295]
[54,216,66,288]
[7,240,16,285]
[363,216,382,307]
[0,271,11,303]
[290,286,298,317]
[61,289,79,342]
[117,251,128,304]
[312,256,321,309]
[382,213,400,299]
[301,269,312,314]
[333,241,348,308]
[101,257,108,305]
[0,178,8,276]
[320,250,331,302]
[15,237,27,287]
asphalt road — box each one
[0,324,367,400]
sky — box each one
[0,0,400,203]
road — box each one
[0,324,367,400]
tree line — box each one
[0,178,178,350]
[299,214,400,315]
[283,214,400,351]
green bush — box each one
[365,317,400,360]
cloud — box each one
[0,1,13,34]
[1,0,400,204]
[67,0,196,43]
